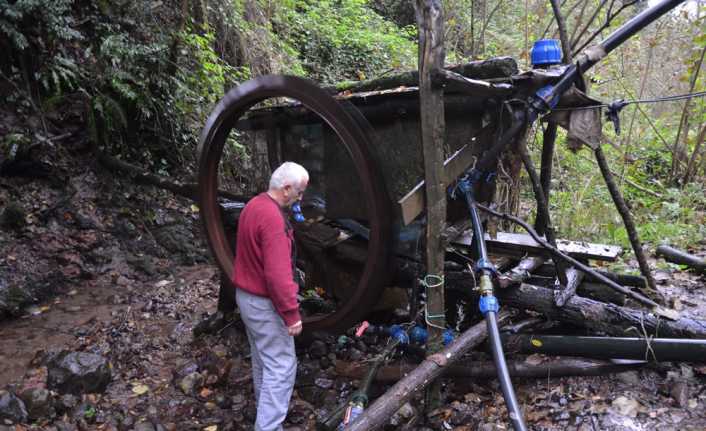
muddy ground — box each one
[1,147,706,431]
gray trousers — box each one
[236,288,297,431]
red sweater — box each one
[233,193,301,326]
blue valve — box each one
[409,325,428,345]
[479,295,500,315]
[443,329,455,346]
[291,202,305,222]
[389,325,409,345]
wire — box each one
[552,90,706,112]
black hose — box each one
[461,188,527,431]
[486,310,527,431]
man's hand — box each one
[288,320,303,336]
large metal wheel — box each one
[197,75,392,332]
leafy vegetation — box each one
[0,0,704,248]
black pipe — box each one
[487,310,526,431]
[503,335,706,362]
[458,184,526,431]
[534,0,685,115]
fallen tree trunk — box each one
[496,283,706,338]
[335,357,645,382]
[346,311,512,431]
[656,245,706,275]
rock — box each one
[192,311,233,337]
[178,372,204,396]
[617,370,641,386]
[46,351,111,395]
[18,387,54,420]
[390,402,416,426]
[215,394,231,409]
[134,421,156,431]
[55,394,78,415]
[611,396,640,418]
[314,378,333,390]
[52,420,78,431]
[72,402,97,424]
[670,381,689,408]
[348,348,363,362]
[0,390,28,424]
[308,340,328,359]
[172,362,199,381]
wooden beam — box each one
[432,68,514,97]
[452,231,623,262]
[416,0,446,412]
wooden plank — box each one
[451,231,623,262]
[398,136,482,225]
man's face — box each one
[284,179,308,207]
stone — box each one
[617,371,641,387]
[134,421,156,431]
[670,381,689,408]
[55,394,78,415]
[308,340,328,359]
[46,351,111,395]
[0,390,28,424]
[348,348,363,361]
[18,387,54,420]
[314,378,333,390]
[390,402,416,426]
[178,372,204,396]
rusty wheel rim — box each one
[197,75,392,332]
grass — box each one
[520,132,706,251]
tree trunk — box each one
[497,283,706,338]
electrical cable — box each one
[552,90,706,112]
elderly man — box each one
[233,161,308,431]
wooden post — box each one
[415,0,447,412]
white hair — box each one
[269,161,309,190]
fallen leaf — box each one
[132,383,149,395]
[611,396,640,418]
[203,426,217,431]
[200,388,213,398]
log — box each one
[498,256,546,288]
[502,334,706,362]
[554,267,584,307]
[534,264,648,289]
[346,312,512,431]
[432,69,514,97]
[577,282,626,306]
[656,245,706,275]
[416,0,447,409]
[496,283,706,338]
[327,57,518,94]
[335,357,645,382]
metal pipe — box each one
[533,0,685,115]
